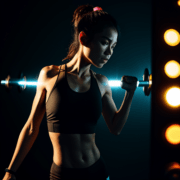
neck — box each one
[66,52,92,79]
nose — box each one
[105,46,113,56]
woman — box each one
[3,4,137,180]
[46,4,120,180]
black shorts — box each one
[49,155,109,180]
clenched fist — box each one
[121,75,138,92]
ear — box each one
[79,31,88,45]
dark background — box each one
[0,0,151,179]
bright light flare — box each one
[178,0,180,6]
[165,124,180,145]
[108,80,140,87]
[18,81,42,86]
[165,87,180,107]
[1,80,6,85]
[1,80,140,88]
[0,80,42,86]
[164,60,180,78]
[164,29,180,46]
[108,80,122,87]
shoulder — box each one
[92,70,111,95]
[42,65,59,79]
[92,70,109,86]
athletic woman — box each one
[3,4,137,180]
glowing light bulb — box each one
[164,60,180,78]
[165,87,180,107]
[165,124,180,145]
[178,0,180,6]
[164,29,180,46]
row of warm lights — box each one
[164,60,180,107]
[163,28,180,145]
[163,61,180,144]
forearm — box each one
[7,125,39,172]
[112,90,135,135]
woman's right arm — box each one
[3,127,39,180]
[2,66,50,180]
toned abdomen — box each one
[48,132,101,168]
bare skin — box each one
[3,172,16,180]
[2,26,118,180]
[46,26,118,168]
[46,64,106,168]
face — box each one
[82,26,118,68]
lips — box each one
[102,59,108,63]
[102,58,109,60]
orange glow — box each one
[165,124,180,145]
[178,0,180,6]
[164,60,180,78]
[164,29,180,46]
[164,87,180,107]
[149,74,152,87]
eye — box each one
[102,41,116,49]
[102,41,109,45]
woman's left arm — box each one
[101,75,137,136]
[112,90,135,135]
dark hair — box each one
[62,4,121,62]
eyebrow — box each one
[101,36,117,45]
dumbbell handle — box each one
[2,79,152,87]
[1,73,152,90]
[1,68,152,96]
[138,80,152,87]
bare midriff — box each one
[48,132,101,168]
